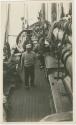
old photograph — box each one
[2,1,72,122]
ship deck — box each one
[8,61,53,122]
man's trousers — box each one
[24,65,35,86]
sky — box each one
[1,2,42,48]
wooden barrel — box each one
[61,43,72,77]
[61,43,72,98]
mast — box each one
[26,3,29,28]
[47,3,48,21]
[4,3,10,43]
[21,4,26,30]
[41,3,45,22]
[3,3,10,59]
[51,3,57,22]
[24,3,25,20]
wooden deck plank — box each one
[48,75,72,113]
[48,74,63,113]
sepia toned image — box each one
[2,1,72,122]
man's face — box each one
[26,48,31,52]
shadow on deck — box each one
[8,61,52,122]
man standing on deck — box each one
[21,44,36,89]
